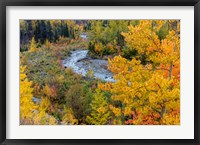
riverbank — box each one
[20,38,103,125]
[62,49,115,82]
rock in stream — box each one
[62,50,115,82]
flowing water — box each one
[62,50,115,82]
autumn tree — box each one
[33,97,58,125]
[29,37,37,52]
[121,20,180,79]
[20,64,58,125]
[88,20,140,57]
[61,107,78,125]
[20,65,37,124]
[86,89,112,125]
[99,20,180,125]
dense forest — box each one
[20,20,180,125]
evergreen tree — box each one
[29,37,37,52]
[46,21,53,41]
[86,89,111,125]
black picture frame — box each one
[0,0,199,144]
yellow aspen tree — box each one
[62,107,78,125]
[45,39,51,49]
[29,37,37,52]
[20,65,37,124]
[99,20,180,125]
[20,65,57,125]
[121,20,180,79]
[33,97,58,125]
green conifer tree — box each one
[86,89,111,125]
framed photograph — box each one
[0,0,199,144]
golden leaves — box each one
[86,89,111,125]
[20,64,58,125]
[42,84,57,98]
[29,37,37,52]
[98,20,180,125]
[20,65,37,124]
[62,108,78,125]
[109,105,121,117]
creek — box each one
[62,49,115,82]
